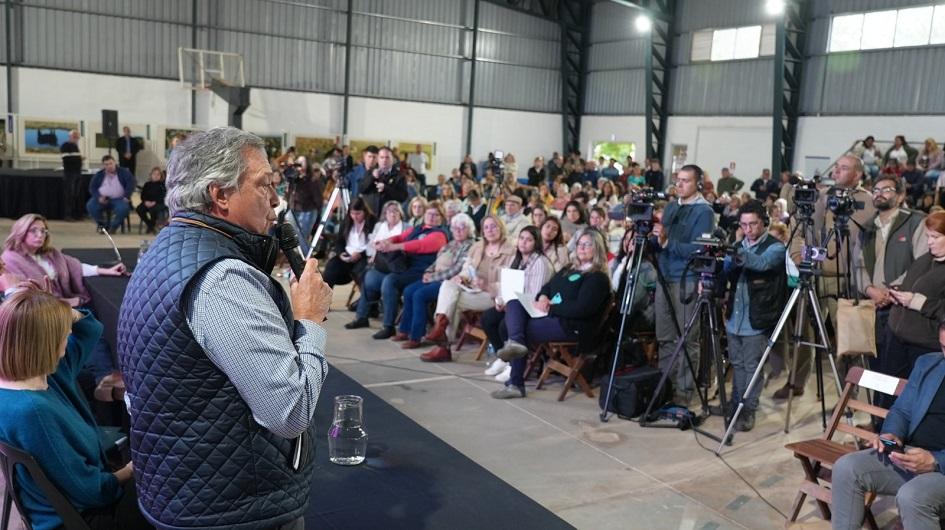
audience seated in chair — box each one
[86,155,135,233]
[419,215,516,363]
[346,202,448,338]
[135,166,168,234]
[2,214,126,401]
[0,287,150,530]
[322,198,375,288]
[393,213,476,350]
[830,323,945,530]
[480,225,554,381]
[492,230,612,399]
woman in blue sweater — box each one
[0,286,150,529]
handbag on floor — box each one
[836,298,876,358]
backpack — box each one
[599,366,669,420]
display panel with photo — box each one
[24,120,78,154]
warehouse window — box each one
[691,24,775,62]
[828,3,945,52]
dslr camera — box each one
[826,187,865,219]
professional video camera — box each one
[793,180,819,218]
[690,233,737,276]
[626,187,667,226]
[826,187,865,220]
[491,150,506,179]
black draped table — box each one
[65,248,574,530]
[0,169,93,219]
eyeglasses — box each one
[872,186,897,195]
[27,228,49,236]
[576,241,595,249]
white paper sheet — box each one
[516,291,548,318]
[500,268,525,305]
[859,370,899,395]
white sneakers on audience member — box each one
[494,364,512,383]
[484,358,509,376]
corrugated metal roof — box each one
[826,0,938,14]
[676,0,776,33]
[669,59,774,115]
[478,1,557,41]
[349,47,465,104]
[354,0,464,26]
[352,12,465,58]
[477,31,559,69]
[584,69,646,114]
[590,1,637,43]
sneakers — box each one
[735,409,756,432]
[372,326,395,340]
[420,346,452,362]
[484,358,509,376]
[423,314,449,342]
[491,385,525,399]
[772,383,805,400]
[345,317,369,330]
[496,340,528,362]
[494,364,512,383]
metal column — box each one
[558,0,590,156]
[342,0,353,139]
[463,0,480,158]
[642,0,674,163]
[772,0,808,175]
[5,0,14,117]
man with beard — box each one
[856,175,927,414]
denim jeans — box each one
[292,209,318,244]
[727,333,767,410]
[86,197,130,231]
[356,268,422,327]
[504,300,572,388]
[398,280,442,340]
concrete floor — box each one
[0,218,903,530]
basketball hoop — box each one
[178,48,246,91]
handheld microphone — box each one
[276,222,306,279]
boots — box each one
[423,314,449,342]
[420,346,452,362]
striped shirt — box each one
[184,259,328,439]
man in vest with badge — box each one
[118,127,332,530]
[724,200,787,431]
[857,175,927,415]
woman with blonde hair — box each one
[420,214,516,362]
[406,196,428,227]
[0,286,150,529]
[917,137,944,185]
[492,230,612,399]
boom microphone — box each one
[276,222,306,279]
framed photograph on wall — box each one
[349,139,387,161]
[255,134,283,160]
[23,119,78,155]
[294,136,338,162]
[396,141,435,170]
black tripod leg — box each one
[640,298,703,425]
[784,288,809,433]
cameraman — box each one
[724,201,787,431]
[780,155,876,399]
[856,175,927,414]
[654,164,716,401]
[361,146,407,217]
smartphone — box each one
[881,438,904,453]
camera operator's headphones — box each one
[681,164,705,192]
[738,200,770,227]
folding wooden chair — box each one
[783,366,907,529]
[455,310,489,361]
[534,300,614,401]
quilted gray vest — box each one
[118,211,314,530]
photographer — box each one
[855,176,927,413]
[723,201,787,431]
[360,146,408,217]
[654,165,716,401]
[780,155,876,398]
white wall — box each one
[4,67,563,179]
[664,116,773,187]
[793,115,945,176]
[579,115,646,160]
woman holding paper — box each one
[420,215,515,362]
[480,226,554,381]
[491,230,612,399]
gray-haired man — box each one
[118,127,332,530]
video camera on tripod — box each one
[690,233,737,277]
[826,187,865,223]
[793,180,819,218]
[625,187,666,234]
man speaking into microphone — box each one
[118,127,331,530]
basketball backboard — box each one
[178,48,246,90]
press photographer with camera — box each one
[723,201,787,431]
[780,155,876,399]
[654,165,716,402]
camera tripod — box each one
[717,216,844,454]
[306,170,351,260]
[639,266,730,445]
